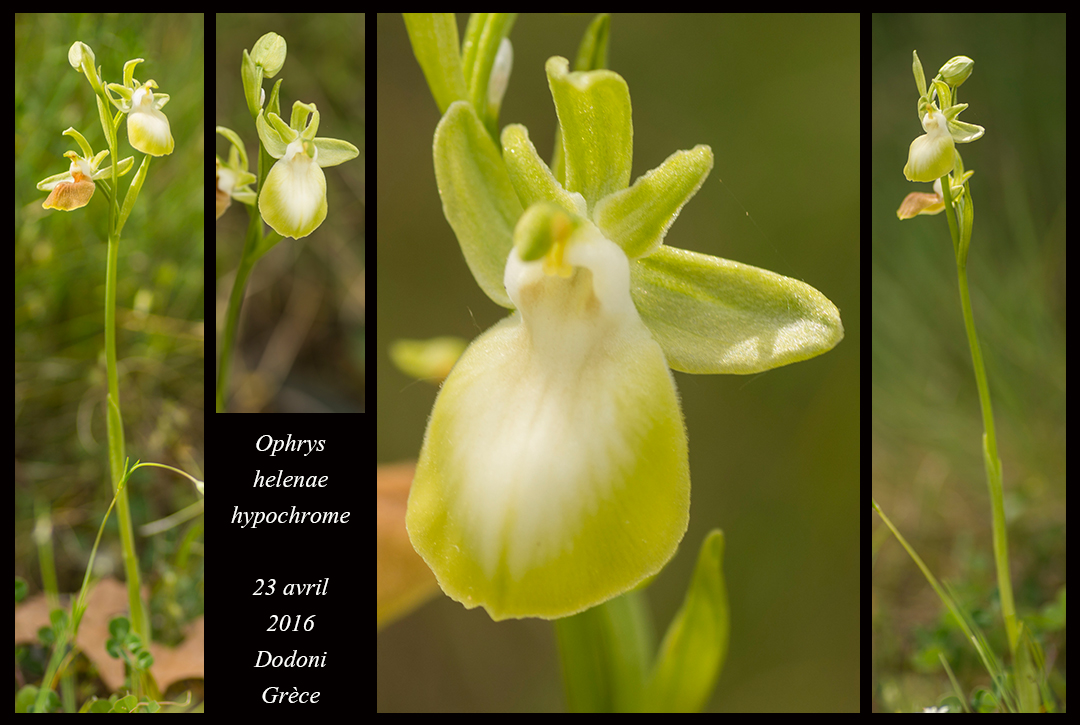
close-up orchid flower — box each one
[256,101,360,239]
[107,62,175,157]
[408,53,844,621]
[382,12,859,715]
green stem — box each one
[938,174,1017,657]
[215,208,264,412]
[216,137,282,411]
[98,85,150,658]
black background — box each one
[209,418,358,708]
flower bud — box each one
[67,41,105,97]
[67,41,94,72]
[939,56,974,88]
[251,32,287,78]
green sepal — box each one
[546,56,633,211]
[433,101,523,308]
[593,144,714,259]
[215,125,248,170]
[552,14,612,185]
[256,109,297,158]
[63,127,95,159]
[313,137,360,168]
[291,101,318,139]
[630,246,844,374]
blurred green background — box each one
[216,13,366,412]
[378,14,860,712]
[15,11,204,643]
[871,14,1065,713]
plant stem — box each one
[215,139,282,411]
[215,209,262,412]
[939,176,1018,657]
[100,93,149,650]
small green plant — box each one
[15,459,204,712]
[215,32,359,412]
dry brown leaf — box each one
[14,577,204,692]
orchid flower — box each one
[406,55,844,621]
[36,127,133,211]
[215,127,257,220]
[106,58,174,157]
[255,101,359,239]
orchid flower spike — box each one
[903,50,984,183]
[107,58,174,157]
[36,128,134,211]
[255,100,359,239]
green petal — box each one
[501,124,587,216]
[256,110,293,159]
[631,246,844,374]
[313,137,359,168]
[593,145,713,259]
[545,56,633,211]
[434,101,523,308]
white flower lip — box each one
[904,108,954,182]
[408,222,689,620]
[258,138,327,239]
[126,83,174,157]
